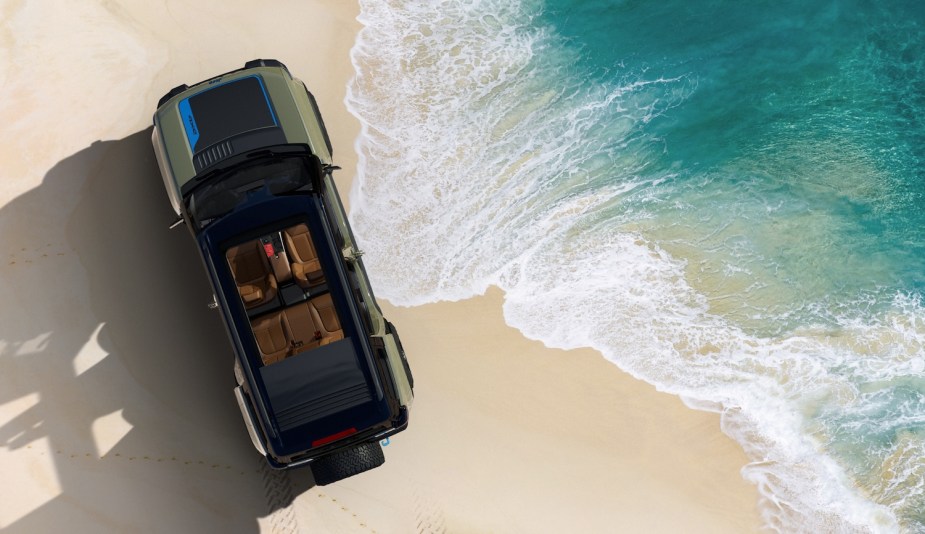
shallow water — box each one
[347,1,925,531]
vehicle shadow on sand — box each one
[0,130,315,533]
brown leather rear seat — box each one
[252,306,323,365]
[309,293,344,345]
[251,293,346,366]
[283,301,321,352]
[251,294,344,365]
[226,239,278,309]
[251,311,292,365]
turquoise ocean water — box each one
[346,1,925,531]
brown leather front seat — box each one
[284,224,324,288]
[251,311,291,365]
[226,240,278,308]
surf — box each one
[347,0,925,531]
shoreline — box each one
[0,0,763,531]
[337,2,761,529]
[357,289,762,532]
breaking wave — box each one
[347,1,925,531]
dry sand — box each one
[0,0,760,532]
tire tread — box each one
[311,442,385,486]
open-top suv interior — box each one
[226,223,344,366]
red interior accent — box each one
[312,427,357,448]
[263,243,274,257]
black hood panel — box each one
[179,75,286,172]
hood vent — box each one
[191,127,288,174]
[195,140,234,170]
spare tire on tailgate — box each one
[311,442,385,486]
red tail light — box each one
[312,427,357,447]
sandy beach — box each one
[0,1,761,532]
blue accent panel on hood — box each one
[178,98,200,150]
[254,76,278,126]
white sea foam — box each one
[347,1,923,531]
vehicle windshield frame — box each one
[184,144,320,229]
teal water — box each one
[545,0,925,335]
[347,1,925,531]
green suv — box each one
[150,59,413,484]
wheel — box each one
[157,84,188,108]
[311,442,385,486]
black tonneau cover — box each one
[259,338,374,433]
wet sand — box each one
[0,1,761,531]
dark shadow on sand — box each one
[0,130,315,533]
